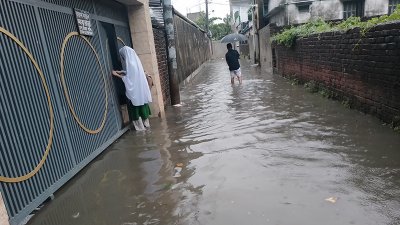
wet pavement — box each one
[29,60,400,225]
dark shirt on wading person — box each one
[225,49,240,71]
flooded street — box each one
[29,60,400,225]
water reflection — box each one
[30,60,400,225]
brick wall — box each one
[153,28,171,107]
[273,22,400,124]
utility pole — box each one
[205,0,209,36]
[163,0,181,105]
[252,2,259,64]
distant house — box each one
[259,0,400,28]
[229,0,253,31]
[255,0,400,73]
[229,0,254,57]
[187,12,203,22]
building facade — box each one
[257,0,399,73]
[0,0,164,224]
[262,0,399,27]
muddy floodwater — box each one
[29,60,400,225]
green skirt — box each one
[128,103,151,121]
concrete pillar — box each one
[0,193,9,225]
[259,25,273,73]
[163,0,180,105]
[127,1,165,118]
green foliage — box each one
[210,22,232,40]
[319,87,337,99]
[394,126,400,133]
[194,11,220,30]
[273,5,400,47]
[290,78,300,86]
[272,19,331,47]
[391,116,400,131]
[359,7,400,34]
[195,13,232,40]
[341,98,351,109]
[304,81,318,93]
[335,16,362,31]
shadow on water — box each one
[29,60,400,225]
[28,118,204,225]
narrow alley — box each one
[28,60,400,225]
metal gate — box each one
[0,0,133,224]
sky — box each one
[172,0,231,22]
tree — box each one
[195,13,232,41]
[194,11,220,31]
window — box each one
[263,1,269,17]
[343,1,364,19]
[297,4,310,14]
[389,0,400,14]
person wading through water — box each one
[225,43,242,84]
[112,46,152,131]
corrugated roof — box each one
[150,6,164,27]
[149,0,162,6]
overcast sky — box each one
[172,0,231,22]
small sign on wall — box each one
[74,9,93,36]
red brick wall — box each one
[153,28,171,107]
[273,22,400,124]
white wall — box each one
[268,0,390,26]
[212,41,228,59]
[365,0,388,17]
[259,25,273,73]
[310,0,343,21]
[231,5,251,23]
[269,9,286,26]
[268,0,283,10]
[287,4,311,24]
[248,35,254,62]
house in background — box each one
[230,0,253,29]
[256,0,400,73]
[260,0,400,27]
[187,12,203,22]
[229,0,262,62]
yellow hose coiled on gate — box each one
[0,27,54,183]
[60,32,108,134]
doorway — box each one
[100,22,130,127]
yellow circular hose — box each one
[60,32,108,134]
[0,27,54,183]
[117,37,126,46]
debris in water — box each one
[173,104,183,107]
[144,218,160,225]
[173,167,182,178]
[137,202,145,209]
[173,162,184,177]
[163,183,173,190]
[72,212,80,218]
[325,197,338,203]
